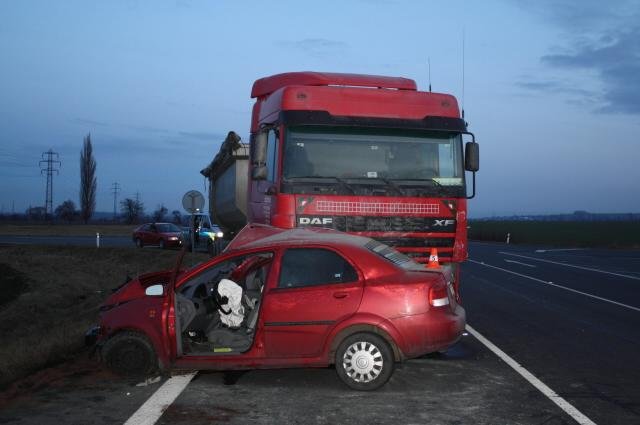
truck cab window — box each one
[266,130,278,181]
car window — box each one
[278,248,358,288]
[141,224,150,231]
[179,252,273,298]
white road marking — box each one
[535,248,588,253]
[469,260,640,313]
[504,259,536,268]
[124,372,197,425]
[466,325,596,425]
[499,252,640,281]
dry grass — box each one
[0,224,138,237]
[0,245,208,389]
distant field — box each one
[0,245,209,389]
[469,220,640,248]
[0,224,137,237]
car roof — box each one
[226,223,373,252]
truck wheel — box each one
[159,239,166,249]
[135,238,144,248]
[102,331,158,376]
[335,333,394,391]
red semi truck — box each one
[201,71,479,295]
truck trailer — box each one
[201,71,479,296]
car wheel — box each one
[159,239,166,249]
[102,331,158,376]
[135,238,143,248]
[335,333,394,391]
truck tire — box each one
[335,332,394,391]
[102,331,158,377]
[135,238,143,248]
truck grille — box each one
[297,215,456,233]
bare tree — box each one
[153,204,168,222]
[120,198,144,224]
[80,134,97,224]
[55,200,77,223]
[171,210,182,225]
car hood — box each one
[103,269,174,306]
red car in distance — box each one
[90,224,465,390]
[132,222,183,249]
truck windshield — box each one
[283,126,464,186]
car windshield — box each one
[283,126,464,186]
[156,223,181,233]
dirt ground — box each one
[0,244,208,389]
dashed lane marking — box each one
[124,372,197,425]
[504,259,536,267]
[469,260,640,313]
[499,251,640,281]
[466,325,597,425]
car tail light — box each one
[429,284,450,307]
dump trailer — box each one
[200,131,249,237]
[201,71,479,297]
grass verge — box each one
[0,245,208,389]
[469,220,640,248]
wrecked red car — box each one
[88,224,465,390]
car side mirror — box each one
[145,284,164,296]
[252,130,269,180]
[465,141,479,172]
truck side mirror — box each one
[251,130,269,180]
[465,141,479,172]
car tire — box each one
[135,238,143,248]
[102,331,158,377]
[335,333,394,391]
[159,239,166,249]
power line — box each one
[111,182,121,220]
[39,149,61,219]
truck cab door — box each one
[250,129,279,225]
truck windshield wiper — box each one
[290,176,357,195]
[348,176,406,196]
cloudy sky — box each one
[1,0,638,218]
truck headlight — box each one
[216,231,224,238]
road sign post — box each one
[182,191,205,254]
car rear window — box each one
[278,248,358,288]
[364,240,418,269]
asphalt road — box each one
[0,235,132,247]
[0,241,638,424]
[462,242,640,425]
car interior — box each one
[175,252,273,355]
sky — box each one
[0,0,639,218]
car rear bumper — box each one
[391,304,466,358]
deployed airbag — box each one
[217,279,245,327]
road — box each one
[0,235,132,247]
[462,242,640,425]
[0,241,638,424]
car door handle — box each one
[333,292,348,299]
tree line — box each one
[4,133,185,225]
